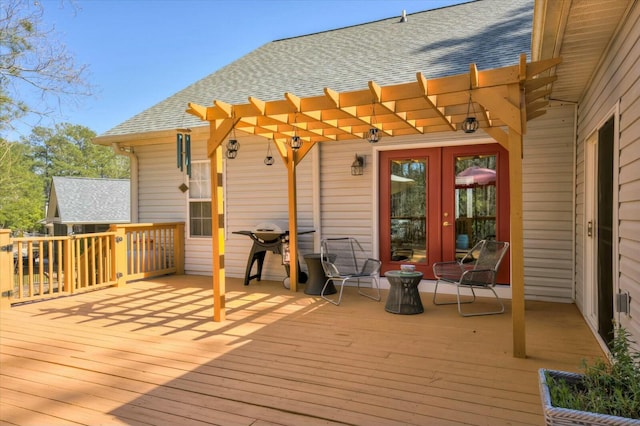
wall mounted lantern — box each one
[351,154,364,176]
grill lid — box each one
[252,220,288,241]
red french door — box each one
[379,144,510,282]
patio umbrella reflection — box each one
[391,174,415,194]
[455,166,496,187]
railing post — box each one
[175,223,185,275]
[0,230,13,310]
[63,236,74,294]
[113,225,128,287]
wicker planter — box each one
[539,369,640,426]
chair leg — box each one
[457,285,505,317]
[357,276,381,301]
[321,277,346,305]
[433,279,475,306]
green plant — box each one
[546,326,640,419]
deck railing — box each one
[0,223,184,308]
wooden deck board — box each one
[0,275,604,425]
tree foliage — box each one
[0,123,129,232]
[0,0,91,133]
[0,139,44,231]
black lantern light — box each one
[367,103,381,143]
[264,139,275,165]
[225,114,240,159]
[290,135,302,150]
[290,114,302,150]
[462,92,479,134]
[351,154,364,176]
[226,138,239,159]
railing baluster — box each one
[6,223,184,305]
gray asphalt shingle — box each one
[50,177,130,224]
[101,0,533,138]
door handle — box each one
[443,221,451,227]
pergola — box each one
[188,53,560,358]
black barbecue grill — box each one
[233,221,313,287]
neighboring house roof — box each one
[46,177,130,225]
[98,0,533,139]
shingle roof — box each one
[49,177,130,224]
[100,0,533,138]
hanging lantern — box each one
[290,135,302,150]
[367,127,380,143]
[264,139,275,165]
[290,114,302,150]
[368,102,381,143]
[462,92,479,134]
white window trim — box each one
[186,160,212,239]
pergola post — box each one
[509,127,526,359]
[286,149,299,292]
[210,145,226,321]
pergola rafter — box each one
[187,53,561,359]
[188,55,561,157]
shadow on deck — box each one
[0,274,604,425]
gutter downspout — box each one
[112,143,139,223]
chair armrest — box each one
[433,261,464,279]
[460,268,496,286]
[361,258,381,276]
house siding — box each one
[575,2,640,340]
[224,137,316,283]
[523,104,576,302]
[133,113,578,301]
[135,139,213,275]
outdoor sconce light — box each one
[264,139,275,165]
[351,154,364,176]
[462,93,479,134]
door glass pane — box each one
[390,159,426,263]
[454,155,497,255]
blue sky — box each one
[10,0,469,138]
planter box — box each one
[539,369,640,426]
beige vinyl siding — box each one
[136,138,213,275]
[136,143,186,221]
[224,136,315,282]
[319,140,375,251]
[522,104,576,302]
[576,2,640,340]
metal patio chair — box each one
[432,239,509,316]
[320,237,381,306]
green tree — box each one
[28,123,129,190]
[0,123,129,232]
[0,139,44,232]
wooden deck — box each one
[0,275,604,425]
